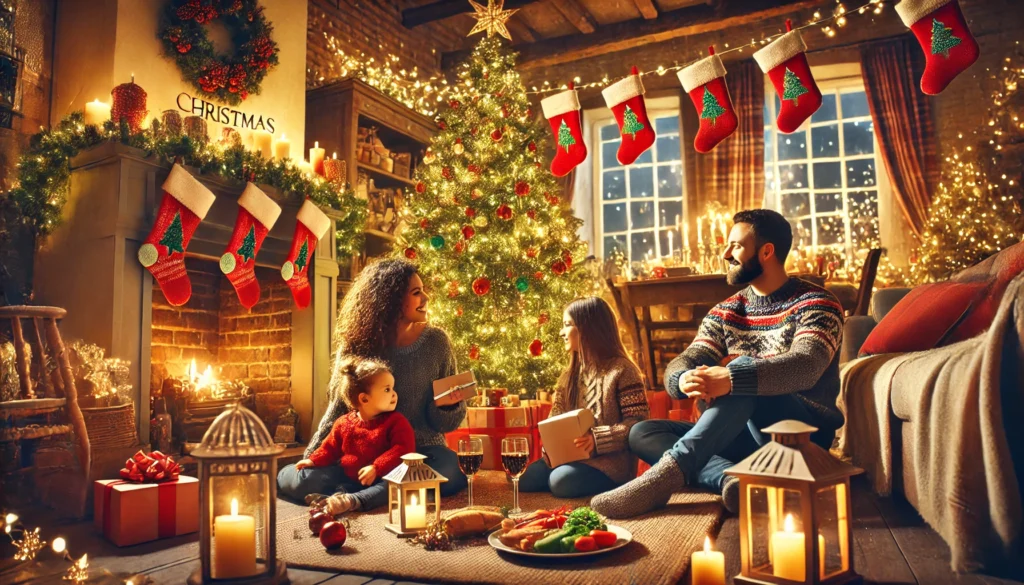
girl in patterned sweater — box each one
[520,297,650,498]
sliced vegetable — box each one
[533,528,569,554]
[560,534,579,553]
[590,529,617,548]
[574,535,597,552]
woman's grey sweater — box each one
[305,326,465,457]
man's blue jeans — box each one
[628,393,837,492]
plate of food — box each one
[488,506,632,558]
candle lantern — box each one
[726,421,862,585]
[188,403,287,584]
[383,453,447,537]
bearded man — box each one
[591,209,845,518]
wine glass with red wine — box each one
[501,436,529,514]
[458,437,484,507]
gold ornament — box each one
[63,553,88,584]
[12,527,46,561]
[466,0,518,41]
[424,151,436,164]
[453,142,465,155]
[474,215,488,228]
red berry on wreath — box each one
[469,345,480,360]
[515,181,530,196]
[462,226,475,240]
[490,128,503,142]
[404,247,417,260]
[319,521,347,550]
[176,42,191,54]
[416,182,426,194]
[538,311,550,325]
[465,207,476,218]
[527,209,537,220]
[551,260,567,275]
[529,339,543,357]
[496,204,513,220]
[472,277,491,296]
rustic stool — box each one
[0,306,91,515]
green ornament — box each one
[515,276,529,293]
[430,235,446,249]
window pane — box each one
[778,163,808,190]
[849,189,879,218]
[815,192,843,213]
[764,189,778,211]
[631,231,656,262]
[603,235,627,259]
[812,93,837,122]
[629,167,654,198]
[763,101,771,125]
[789,218,813,248]
[777,130,808,160]
[816,215,846,246]
[655,134,680,163]
[658,201,683,230]
[765,165,778,193]
[602,141,620,169]
[657,164,682,199]
[840,91,870,118]
[843,120,875,156]
[850,190,880,246]
[655,115,680,134]
[603,203,628,233]
[602,170,626,200]
[811,124,840,157]
[600,123,620,141]
[630,201,655,230]
[846,159,877,188]
[781,192,810,217]
[813,161,842,189]
[659,229,682,258]
[764,128,775,163]
[634,147,653,164]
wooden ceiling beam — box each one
[507,15,537,43]
[549,0,598,34]
[401,0,541,29]
[633,0,659,20]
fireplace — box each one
[33,142,339,453]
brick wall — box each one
[151,261,221,385]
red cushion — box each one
[945,241,1024,343]
[858,281,985,356]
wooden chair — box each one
[851,249,883,317]
[0,306,91,515]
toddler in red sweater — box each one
[295,356,415,514]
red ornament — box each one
[457,306,464,316]
[501,104,510,118]
[529,339,543,357]
[472,277,491,296]
[526,247,538,258]
[319,521,347,549]
[562,251,573,270]
[111,78,148,134]
[528,141,537,152]
[496,204,513,220]
[551,260,567,275]
[449,99,461,109]
[515,181,530,196]
[527,209,537,220]
[462,225,475,240]
[404,247,417,259]
[438,119,447,130]
[491,128,503,142]
[447,281,460,298]
[442,167,453,180]
[538,311,549,325]
[469,345,480,360]
[653,266,667,279]
[467,164,481,175]
[416,182,426,194]
[534,271,544,280]
[465,207,476,218]
[176,42,192,54]
[419,219,429,229]
[454,241,465,254]
[309,511,331,536]
[546,194,560,206]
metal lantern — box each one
[383,453,447,537]
[725,420,863,585]
[188,403,287,584]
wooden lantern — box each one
[725,420,863,585]
[188,403,287,584]
[383,453,447,537]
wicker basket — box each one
[81,402,138,449]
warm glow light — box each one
[231,498,239,517]
[5,513,17,524]
[784,513,796,533]
[78,553,88,568]
[52,537,66,553]
[409,494,418,506]
[704,535,712,553]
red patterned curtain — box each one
[860,37,937,239]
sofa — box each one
[836,249,1024,575]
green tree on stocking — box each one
[930,18,961,57]
[237,225,257,262]
[622,105,645,138]
[160,212,185,255]
[700,87,726,125]
[295,239,309,272]
[782,68,808,104]
[557,119,577,152]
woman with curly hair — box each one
[278,259,468,502]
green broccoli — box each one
[562,506,606,537]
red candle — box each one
[323,152,345,185]
[111,76,148,133]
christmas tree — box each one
[557,119,576,152]
[622,105,645,138]
[237,225,257,262]
[930,18,961,57]
[160,212,184,255]
[700,87,726,125]
[782,68,808,103]
[295,239,309,272]
[396,34,590,395]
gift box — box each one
[538,408,596,468]
[94,476,199,546]
[466,406,530,429]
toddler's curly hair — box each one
[331,355,392,410]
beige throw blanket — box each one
[838,273,1024,572]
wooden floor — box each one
[1,479,1020,585]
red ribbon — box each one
[119,450,181,483]
[102,479,180,541]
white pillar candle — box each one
[273,134,291,161]
[405,491,426,530]
[213,499,257,579]
[691,536,725,585]
[253,130,272,159]
[667,230,674,258]
[84,99,111,126]
[309,141,326,175]
[297,159,313,176]
[771,514,805,581]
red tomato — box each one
[590,530,617,548]
[574,536,597,552]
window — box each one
[593,106,685,263]
[763,73,884,267]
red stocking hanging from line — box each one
[281,199,332,310]
[896,0,979,95]
[541,83,588,177]
[678,47,738,153]
[755,21,822,134]
[601,66,656,165]
[220,183,282,309]
[138,164,216,306]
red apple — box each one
[319,520,347,549]
[309,511,331,536]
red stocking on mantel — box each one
[220,183,282,309]
[897,0,979,95]
[754,23,822,134]
[601,66,656,165]
[281,199,332,310]
[678,48,738,153]
[541,84,588,177]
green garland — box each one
[3,111,365,261]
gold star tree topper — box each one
[467,0,518,41]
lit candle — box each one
[720,216,728,241]
[213,498,257,579]
[683,222,690,251]
[253,130,272,159]
[667,230,674,258]
[771,514,805,581]
[84,99,111,126]
[309,141,326,175]
[297,159,313,176]
[691,536,725,585]
[273,134,291,161]
[324,152,344,185]
[697,219,703,245]
[405,492,426,529]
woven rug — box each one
[277,470,723,585]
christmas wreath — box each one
[158,0,279,106]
